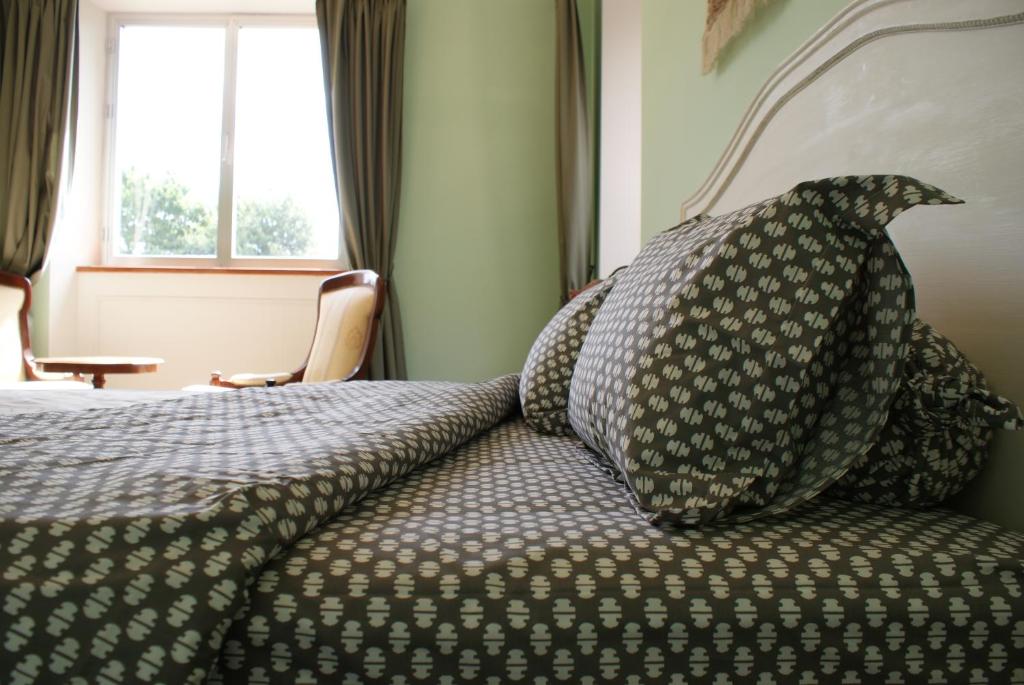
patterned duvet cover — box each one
[1,379,1022,684]
[212,419,1024,684]
[0,378,518,684]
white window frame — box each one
[103,13,346,269]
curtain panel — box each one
[316,0,407,381]
[555,0,595,301]
[0,0,78,278]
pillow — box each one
[520,274,620,435]
[520,217,708,436]
[829,318,1023,506]
[568,175,961,526]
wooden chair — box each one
[208,270,385,388]
[0,270,89,388]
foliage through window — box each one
[109,18,342,265]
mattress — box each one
[212,419,1024,684]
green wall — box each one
[398,0,849,381]
[641,0,849,241]
[396,0,562,381]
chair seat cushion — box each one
[227,372,292,387]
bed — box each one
[0,388,188,415]
[212,418,1022,683]
[2,1,1023,683]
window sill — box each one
[77,265,343,276]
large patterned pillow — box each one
[520,275,620,435]
[568,175,961,526]
[829,318,1023,506]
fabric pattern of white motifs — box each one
[520,275,619,435]
[209,420,1024,684]
[568,175,963,526]
[0,377,519,684]
[830,317,1024,506]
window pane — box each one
[115,26,224,257]
[233,27,339,259]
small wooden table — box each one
[34,356,164,389]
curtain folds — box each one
[0,0,78,278]
[555,0,595,300]
[316,0,407,380]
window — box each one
[107,16,343,267]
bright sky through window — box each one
[234,27,339,259]
[115,26,223,256]
[113,22,340,262]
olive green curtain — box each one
[0,0,78,278]
[316,0,407,381]
[556,0,595,300]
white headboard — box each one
[676,0,1024,529]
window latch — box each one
[221,134,232,165]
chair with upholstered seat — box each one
[0,270,90,389]
[208,270,385,388]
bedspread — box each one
[0,377,520,684]
[213,420,1024,684]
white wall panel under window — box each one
[76,272,325,389]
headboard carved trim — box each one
[682,0,1024,219]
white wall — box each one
[77,271,323,389]
[597,0,642,276]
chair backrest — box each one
[0,271,34,383]
[300,270,385,383]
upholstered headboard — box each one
[668,0,1024,529]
